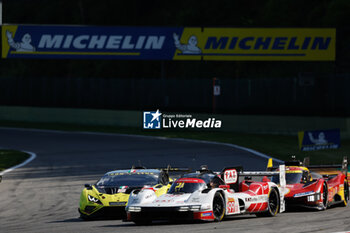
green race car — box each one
[79,167,173,220]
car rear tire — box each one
[340,181,349,207]
[256,188,279,217]
[213,192,225,222]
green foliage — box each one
[0,150,29,171]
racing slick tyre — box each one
[212,192,225,222]
[340,181,349,207]
[256,188,279,217]
[320,182,328,210]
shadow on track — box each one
[48,218,84,223]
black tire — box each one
[340,181,349,207]
[320,182,328,210]
[212,192,225,222]
[256,188,280,217]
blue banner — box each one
[2,25,183,60]
[2,25,336,60]
[298,129,340,151]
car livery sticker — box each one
[224,169,238,184]
[293,191,315,198]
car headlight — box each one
[178,205,201,212]
[307,195,315,202]
[178,206,190,211]
[190,205,201,211]
[88,194,101,203]
[307,193,321,202]
[127,206,142,212]
[200,203,211,210]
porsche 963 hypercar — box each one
[126,165,286,224]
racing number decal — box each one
[227,198,238,214]
[328,186,338,201]
[224,169,238,184]
[175,182,184,191]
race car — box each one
[126,165,286,224]
[266,156,349,210]
[79,166,186,220]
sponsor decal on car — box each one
[224,169,238,184]
[201,212,213,217]
[293,191,315,198]
[118,186,128,193]
[245,195,268,202]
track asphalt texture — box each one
[0,128,349,233]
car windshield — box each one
[271,173,303,185]
[96,172,159,187]
[168,179,206,194]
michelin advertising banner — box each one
[298,129,340,151]
[1,25,335,61]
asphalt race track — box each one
[0,128,349,233]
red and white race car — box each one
[126,165,286,224]
[267,156,349,210]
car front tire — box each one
[212,192,225,222]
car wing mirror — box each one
[84,184,93,190]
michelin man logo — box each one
[6,30,35,52]
[173,33,201,54]
[308,132,328,145]
[143,110,162,129]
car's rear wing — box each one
[157,165,191,181]
[306,156,348,178]
[305,156,347,171]
[267,156,349,182]
[122,165,190,184]
[220,165,286,192]
[163,166,191,173]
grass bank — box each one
[0,150,30,172]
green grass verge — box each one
[0,120,348,165]
[0,150,30,172]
